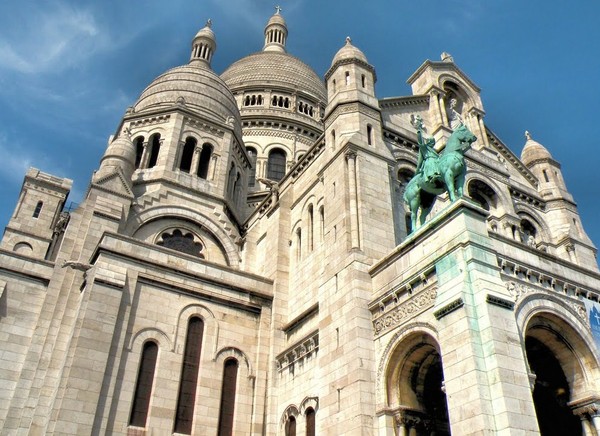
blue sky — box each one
[0,0,599,252]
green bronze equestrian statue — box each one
[403,115,477,233]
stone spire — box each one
[190,19,216,67]
[521,130,552,166]
[263,6,288,53]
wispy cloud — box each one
[0,132,67,183]
[0,2,105,74]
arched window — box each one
[227,163,236,198]
[217,358,239,436]
[173,317,204,434]
[244,96,250,106]
[345,71,350,85]
[285,416,296,436]
[233,172,241,205]
[13,242,33,254]
[197,144,212,179]
[134,136,144,169]
[129,341,158,428]
[467,179,497,212]
[246,147,257,187]
[520,218,537,246]
[147,134,161,168]
[267,148,286,181]
[331,130,336,148]
[296,228,302,261]
[361,74,366,88]
[308,205,314,252]
[367,124,373,145]
[33,201,43,218]
[305,408,315,436]
[180,137,196,173]
[319,206,325,243]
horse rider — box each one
[415,126,441,184]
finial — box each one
[441,52,454,62]
[206,18,212,28]
[275,5,282,14]
[345,36,352,45]
[525,131,532,141]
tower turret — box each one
[263,6,287,53]
[521,131,597,267]
[324,37,383,151]
[93,129,136,189]
[190,19,216,66]
[521,131,570,198]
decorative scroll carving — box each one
[372,287,437,336]
[505,281,586,321]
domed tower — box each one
[324,37,384,152]
[521,131,597,266]
[221,8,326,204]
[96,20,250,264]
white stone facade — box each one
[0,10,599,436]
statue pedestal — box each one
[371,199,540,435]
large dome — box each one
[133,64,240,124]
[221,51,326,102]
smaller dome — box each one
[521,131,552,166]
[331,37,368,66]
[134,65,240,125]
[96,133,136,180]
[266,11,286,27]
[195,20,215,40]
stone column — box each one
[429,90,443,127]
[209,153,219,181]
[139,141,150,169]
[189,146,201,175]
[591,413,600,434]
[580,414,594,436]
[345,150,360,249]
[439,93,449,127]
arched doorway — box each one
[523,309,600,436]
[386,333,450,435]
[525,336,581,435]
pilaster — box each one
[430,200,539,435]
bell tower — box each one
[407,53,488,149]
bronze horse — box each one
[403,124,477,233]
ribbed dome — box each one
[266,13,286,27]
[221,51,326,101]
[521,131,552,166]
[133,64,240,124]
[331,37,368,66]
[194,23,215,40]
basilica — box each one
[0,9,599,435]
